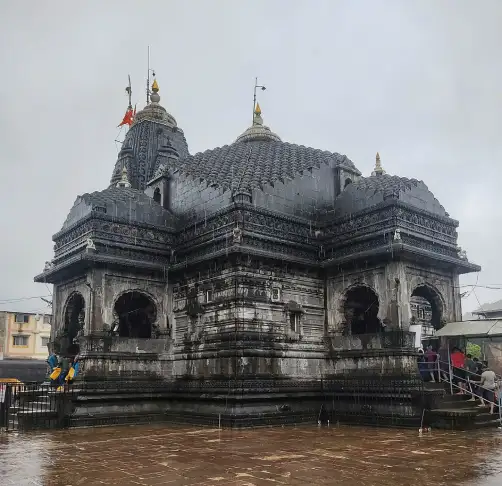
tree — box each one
[466,342,482,359]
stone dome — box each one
[235,103,281,143]
[132,79,177,129]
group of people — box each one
[46,353,80,389]
[418,345,500,414]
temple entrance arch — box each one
[63,292,85,355]
[113,291,157,338]
[343,285,382,335]
[410,284,444,335]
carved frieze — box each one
[323,204,457,245]
[99,245,169,264]
[400,234,458,258]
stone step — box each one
[437,400,482,410]
[473,417,502,428]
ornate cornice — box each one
[321,199,459,229]
[53,210,175,241]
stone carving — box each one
[457,247,468,260]
[232,226,242,244]
[393,229,402,241]
[44,261,54,271]
[86,238,96,251]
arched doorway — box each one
[410,284,443,338]
[343,285,382,335]
[113,291,157,338]
[62,292,85,355]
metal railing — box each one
[0,381,68,431]
[434,359,501,415]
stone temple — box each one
[35,81,480,427]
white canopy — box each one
[435,319,502,338]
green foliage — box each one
[466,342,482,359]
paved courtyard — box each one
[1,424,502,485]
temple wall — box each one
[169,173,231,222]
[327,260,459,334]
[403,263,461,324]
[170,259,326,378]
[172,263,325,341]
[53,276,91,338]
[98,270,170,333]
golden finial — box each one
[252,102,264,126]
[151,79,159,93]
[372,152,385,176]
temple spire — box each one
[116,166,131,188]
[372,152,385,176]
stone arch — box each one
[153,187,161,204]
[344,177,352,188]
[63,292,86,353]
[410,283,444,331]
[342,283,382,335]
[112,290,158,338]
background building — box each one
[0,311,51,360]
[472,299,502,319]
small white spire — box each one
[116,166,131,188]
[372,152,386,176]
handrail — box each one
[436,358,502,382]
[434,358,500,409]
[434,356,502,382]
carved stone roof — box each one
[334,173,447,217]
[110,82,189,191]
[61,186,176,231]
[109,122,189,190]
[176,141,359,193]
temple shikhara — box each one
[35,79,480,427]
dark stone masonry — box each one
[34,82,480,427]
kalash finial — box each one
[116,166,132,188]
[372,152,386,176]
[253,102,264,126]
[150,78,160,103]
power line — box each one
[0,295,52,304]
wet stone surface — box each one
[1,424,502,485]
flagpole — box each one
[146,46,156,106]
[146,46,150,105]
[253,77,266,123]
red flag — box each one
[118,107,134,127]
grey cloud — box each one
[0,0,501,313]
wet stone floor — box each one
[1,424,502,486]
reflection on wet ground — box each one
[1,424,502,485]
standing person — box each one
[425,345,438,382]
[417,349,429,380]
[478,363,497,414]
[465,353,477,397]
[467,357,483,401]
[438,343,450,381]
[451,347,466,394]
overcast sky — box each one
[0,0,501,317]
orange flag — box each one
[118,107,134,127]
